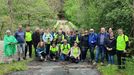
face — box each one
[74,42,78,47]
[85,31,88,35]
[58,30,62,34]
[64,40,67,44]
[109,28,113,33]
[52,43,56,47]
[18,25,22,31]
[90,29,94,33]
[110,32,114,37]
[7,32,11,36]
[100,28,105,33]
[118,29,123,35]
[26,26,30,32]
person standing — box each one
[80,30,89,61]
[42,28,53,60]
[32,27,40,57]
[4,30,17,63]
[88,29,97,63]
[116,29,129,69]
[15,25,25,61]
[25,26,33,59]
[73,30,81,47]
[94,27,109,65]
[105,32,116,65]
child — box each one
[36,40,46,61]
[50,43,59,61]
[70,42,81,63]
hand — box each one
[124,50,127,53]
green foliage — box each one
[64,0,133,34]
[0,59,32,75]
[97,57,134,75]
[98,65,118,75]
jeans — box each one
[89,46,95,61]
[33,43,38,57]
[108,54,114,64]
[17,43,25,54]
[36,48,45,57]
[60,54,69,61]
[81,47,88,60]
[95,45,105,63]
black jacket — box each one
[80,35,89,48]
[32,32,40,45]
[105,37,116,55]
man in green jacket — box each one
[116,29,129,69]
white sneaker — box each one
[107,64,111,67]
[40,56,43,60]
[93,62,97,65]
[101,62,104,66]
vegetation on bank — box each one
[98,57,134,75]
[0,58,33,75]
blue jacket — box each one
[97,32,109,46]
[14,31,25,43]
[88,33,97,46]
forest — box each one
[0,0,134,39]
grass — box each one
[0,58,33,75]
[97,56,134,75]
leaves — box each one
[64,0,133,34]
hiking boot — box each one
[118,66,122,69]
[18,58,21,61]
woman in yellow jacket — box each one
[70,42,81,63]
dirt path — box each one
[0,41,4,63]
[8,61,100,75]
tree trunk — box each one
[7,0,14,32]
[131,1,134,37]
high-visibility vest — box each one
[25,32,32,42]
[72,47,80,58]
[116,34,129,51]
[61,44,70,54]
[50,46,58,53]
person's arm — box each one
[60,44,63,54]
[68,44,71,54]
[42,33,46,42]
[50,34,53,42]
[77,47,81,59]
[125,35,129,50]
[32,33,34,42]
[14,32,17,39]
[70,47,73,57]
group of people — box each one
[3,25,129,69]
